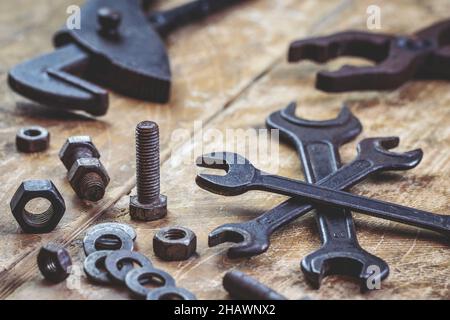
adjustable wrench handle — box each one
[148,0,243,36]
[256,173,450,236]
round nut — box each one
[9,180,66,233]
[129,194,167,221]
[16,126,50,153]
[153,226,197,261]
[37,243,72,283]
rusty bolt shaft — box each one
[129,121,167,221]
[136,121,160,203]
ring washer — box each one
[125,267,175,298]
[105,250,153,284]
[83,227,134,255]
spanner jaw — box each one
[301,248,390,292]
[208,223,270,258]
[196,152,257,196]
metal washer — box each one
[105,250,153,284]
[125,267,175,298]
[146,286,197,300]
[86,222,137,241]
[83,227,133,256]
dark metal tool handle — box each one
[148,0,243,36]
[254,158,376,232]
[256,174,450,236]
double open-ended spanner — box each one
[268,103,389,289]
[206,136,423,258]
[198,148,448,245]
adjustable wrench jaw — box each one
[288,19,450,92]
[195,152,257,196]
[8,0,170,116]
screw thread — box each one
[135,121,160,203]
[79,172,105,202]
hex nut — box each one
[129,194,167,221]
[59,136,100,170]
[68,158,110,200]
[153,226,197,261]
[10,180,66,233]
[37,243,72,283]
[16,126,50,153]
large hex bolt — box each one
[37,243,72,283]
[129,121,167,221]
[59,136,110,202]
[10,180,66,233]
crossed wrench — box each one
[196,148,449,257]
[205,118,424,261]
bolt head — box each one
[37,243,72,283]
[16,126,50,153]
[59,136,100,170]
[68,158,110,201]
[153,226,196,261]
[10,180,66,233]
[129,194,167,221]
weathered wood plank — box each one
[6,0,449,300]
[0,0,352,298]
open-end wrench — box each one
[197,151,449,236]
[206,138,423,258]
[197,149,450,240]
[268,103,389,289]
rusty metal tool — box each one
[207,112,422,258]
[8,0,244,116]
[269,103,389,289]
[288,19,450,92]
[197,149,449,242]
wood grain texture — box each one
[1,0,449,299]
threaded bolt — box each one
[59,136,110,202]
[129,121,167,221]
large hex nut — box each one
[16,126,50,153]
[10,180,66,233]
[59,136,100,170]
[153,226,197,261]
[37,243,72,283]
[68,158,110,199]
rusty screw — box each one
[59,136,110,202]
[129,121,167,221]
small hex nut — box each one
[10,180,66,233]
[129,194,167,221]
[16,126,50,153]
[68,158,110,199]
[37,243,72,283]
[59,136,100,170]
[153,226,197,261]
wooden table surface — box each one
[0,0,448,300]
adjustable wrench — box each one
[268,103,388,289]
